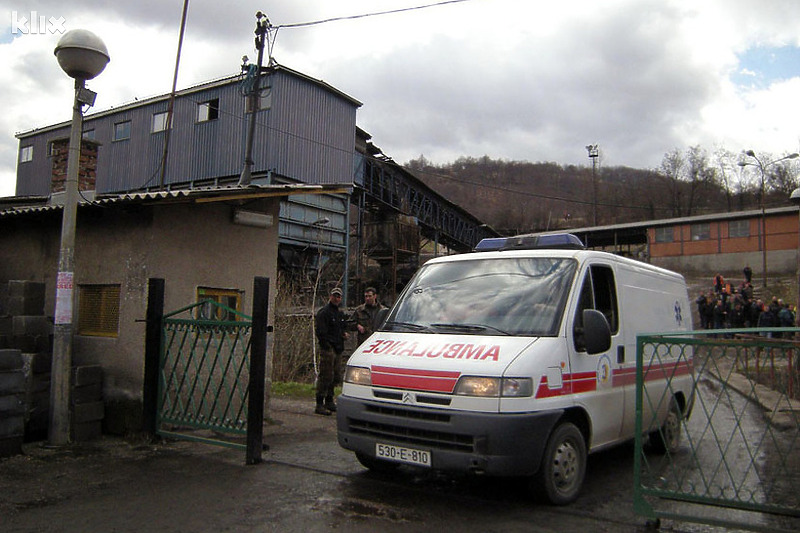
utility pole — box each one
[238,11,270,187]
[158,0,190,189]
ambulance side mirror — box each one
[583,309,611,355]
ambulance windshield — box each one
[382,257,577,336]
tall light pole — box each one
[739,150,799,288]
[51,30,109,446]
[586,144,599,226]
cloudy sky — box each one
[2,0,800,197]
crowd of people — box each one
[696,267,796,337]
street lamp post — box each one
[739,150,799,289]
[50,30,109,446]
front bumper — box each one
[336,395,563,476]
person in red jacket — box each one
[713,273,724,294]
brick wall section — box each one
[50,138,100,193]
[649,212,800,258]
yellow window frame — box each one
[77,284,121,337]
[196,287,243,321]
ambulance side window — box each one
[573,265,619,352]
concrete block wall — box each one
[21,352,52,441]
[0,281,104,453]
[0,349,25,457]
[72,365,104,441]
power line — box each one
[275,0,475,29]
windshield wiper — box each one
[382,321,435,333]
[430,323,511,336]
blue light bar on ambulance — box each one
[474,233,585,251]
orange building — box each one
[550,206,800,278]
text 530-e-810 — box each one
[375,443,431,466]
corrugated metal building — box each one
[16,65,360,194]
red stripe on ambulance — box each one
[371,365,461,393]
[535,371,597,398]
[537,361,693,398]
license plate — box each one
[375,443,431,467]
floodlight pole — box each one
[586,144,599,226]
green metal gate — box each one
[634,329,800,532]
[157,299,253,449]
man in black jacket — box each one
[314,287,349,415]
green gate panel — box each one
[634,329,800,532]
[157,300,253,450]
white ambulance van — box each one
[337,233,694,505]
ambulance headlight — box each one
[454,377,532,397]
[344,366,371,386]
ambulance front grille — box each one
[348,406,474,452]
[372,390,451,406]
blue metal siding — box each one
[15,122,77,196]
[15,69,358,196]
[260,72,356,185]
[278,192,348,249]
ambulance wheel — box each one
[355,452,400,473]
[534,422,586,505]
[649,398,682,454]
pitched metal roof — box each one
[0,183,352,219]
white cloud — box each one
[2,0,800,197]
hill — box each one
[402,151,778,236]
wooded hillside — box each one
[403,146,799,236]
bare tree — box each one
[713,147,736,211]
[686,145,715,216]
[766,159,798,199]
[659,148,686,217]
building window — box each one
[113,120,131,141]
[691,223,711,241]
[245,90,272,113]
[48,141,57,157]
[729,219,750,238]
[152,111,171,133]
[82,129,96,140]
[77,284,121,337]
[196,287,242,321]
[197,98,219,122]
[19,145,33,163]
[654,226,673,243]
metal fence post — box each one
[246,277,269,464]
[142,278,165,437]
